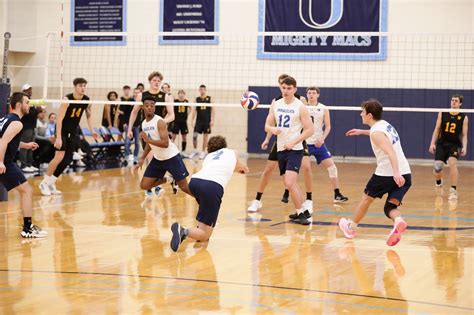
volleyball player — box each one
[265,76,314,225]
[190,85,214,160]
[170,135,249,252]
[339,99,411,246]
[135,96,190,195]
[39,78,97,196]
[0,92,47,237]
[305,86,348,203]
[247,74,313,215]
[428,94,468,201]
[171,89,189,154]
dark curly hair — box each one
[207,136,227,153]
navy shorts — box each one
[269,141,308,161]
[143,154,189,181]
[172,121,188,135]
[308,144,332,164]
[189,178,224,227]
[194,121,211,134]
[0,162,27,191]
[364,174,412,202]
[277,150,303,175]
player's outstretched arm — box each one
[346,129,370,137]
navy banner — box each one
[258,0,387,60]
[160,0,219,44]
[71,0,126,46]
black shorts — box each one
[194,121,211,134]
[189,178,224,227]
[268,141,308,161]
[435,142,461,163]
[277,150,303,175]
[364,174,412,202]
[0,162,27,191]
[57,132,77,152]
[172,121,188,135]
[143,154,189,181]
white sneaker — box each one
[30,166,39,171]
[448,187,458,201]
[303,199,313,215]
[73,152,82,161]
[199,152,206,160]
[39,181,52,196]
[22,166,35,173]
[48,183,62,195]
[247,199,262,212]
[21,224,48,238]
[76,160,86,167]
[189,151,198,159]
[127,154,134,161]
[78,149,87,156]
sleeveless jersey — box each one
[63,93,89,133]
[370,120,411,176]
[438,112,466,145]
[191,148,237,189]
[174,99,189,122]
[0,113,22,162]
[306,103,327,144]
[142,91,167,118]
[273,97,304,152]
[196,96,211,123]
[141,115,179,160]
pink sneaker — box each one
[386,218,407,246]
[338,218,355,239]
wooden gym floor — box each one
[0,159,473,314]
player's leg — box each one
[40,135,69,196]
[338,193,374,239]
[433,143,447,188]
[140,158,167,192]
[247,146,278,212]
[447,155,459,201]
[385,174,412,246]
[320,158,349,203]
[300,155,313,213]
[181,123,188,152]
[163,154,192,196]
[200,129,210,159]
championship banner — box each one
[160,0,219,44]
[258,0,387,60]
[71,0,126,46]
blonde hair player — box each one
[339,99,412,246]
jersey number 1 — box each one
[70,108,82,118]
[444,122,456,133]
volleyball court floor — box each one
[0,158,472,314]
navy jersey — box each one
[0,113,22,162]
[142,91,167,118]
[438,112,466,145]
[196,96,211,123]
[174,99,189,122]
[63,93,90,133]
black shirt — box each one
[142,91,167,118]
[174,99,189,122]
[119,97,137,127]
[438,112,466,145]
[196,96,211,123]
[0,113,22,162]
[62,93,90,134]
[20,106,37,130]
[102,104,118,127]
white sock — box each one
[43,175,51,184]
[296,207,304,215]
[164,176,173,184]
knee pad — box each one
[193,132,198,141]
[327,165,338,179]
[384,201,398,219]
[434,161,444,173]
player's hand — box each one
[315,138,324,148]
[270,127,281,136]
[346,129,361,136]
[261,140,269,150]
[393,172,405,187]
[127,130,133,139]
[140,131,149,143]
[54,137,62,150]
[134,157,145,170]
[429,143,436,154]
[238,166,249,174]
[0,161,6,174]
[108,124,113,129]
[26,142,39,151]
[460,147,467,156]
[283,141,295,150]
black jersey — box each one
[174,99,189,122]
[119,97,137,126]
[0,113,22,162]
[20,106,38,130]
[63,93,90,133]
[438,112,466,145]
[274,93,303,101]
[196,96,211,123]
[142,90,167,118]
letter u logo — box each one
[299,0,344,29]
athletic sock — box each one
[436,179,442,185]
[334,188,341,196]
[451,185,457,190]
[182,141,187,151]
[23,217,32,230]
[256,192,263,201]
[283,189,289,198]
[306,192,312,200]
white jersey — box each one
[273,97,304,152]
[192,148,237,189]
[141,115,179,161]
[370,120,411,176]
[306,103,327,144]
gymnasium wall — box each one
[1,0,472,154]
